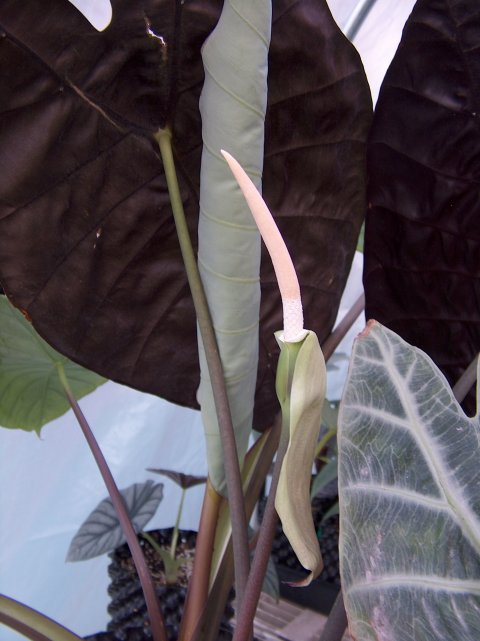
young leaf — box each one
[147,469,207,490]
[364,0,480,414]
[0,296,105,433]
[67,480,164,561]
[338,320,480,640]
[197,0,270,493]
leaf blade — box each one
[67,480,164,561]
[338,321,480,640]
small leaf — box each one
[310,458,338,500]
[0,296,105,433]
[67,481,164,561]
[274,331,326,586]
[261,555,280,602]
[338,320,480,640]
[147,469,207,490]
[321,501,339,523]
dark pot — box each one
[104,529,234,641]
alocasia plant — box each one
[0,0,371,431]
[338,320,480,641]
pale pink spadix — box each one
[221,150,306,343]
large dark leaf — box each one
[364,0,480,413]
[0,0,372,429]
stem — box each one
[319,591,348,641]
[142,531,165,558]
[180,480,222,641]
[154,127,250,608]
[321,293,365,362]
[56,364,167,641]
[0,594,83,641]
[233,340,301,641]
[232,428,289,641]
[452,353,479,403]
[171,487,186,558]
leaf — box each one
[275,331,326,586]
[0,0,372,431]
[196,0,270,493]
[310,457,338,500]
[67,480,164,561]
[0,296,105,432]
[147,468,207,490]
[364,0,480,415]
[338,320,480,641]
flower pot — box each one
[105,528,234,641]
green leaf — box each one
[67,480,164,561]
[146,469,207,490]
[310,457,338,500]
[261,554,280,602]
[274,330,326,586]
[321,501,339,523]
[0,297,105,433]
[338,320,480,641]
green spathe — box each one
[338,320,480,640]
[274,330,326,585]
[0,297,105,433]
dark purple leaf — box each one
[147,468,207,489]
[0,0,372,429]
[364,0,480,413]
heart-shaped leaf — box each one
[0,0,372,430]
[338,320,480,640]
[147,468,207,490]
[67,480,164,561]
[0,296,105,432]
[364,0,480,414]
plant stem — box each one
[0,594,83,641]
[453,353,479,403]
[319,591,348,641]
[321,293,365,362]
[180,480,222,641]
[56,364,167,641]
[232,427,289,641]
[171,487,187,558]
[154,127,250,609]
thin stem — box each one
[453,353,479,403]
[321,293,365,362]
[232,428,290,641]
[154,127,250,608]
[171,487,186,558]
[319,591,348,641]
[343,0,379,40]
[56,364,167,641]
[180,480,222,641]
[0,594,83,641]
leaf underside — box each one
[147,468,207,490]
[67,480,164,561]
[364,0,480,415]
[338,320,480,641]
[0,0,372,429]
[0,296,105,431]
